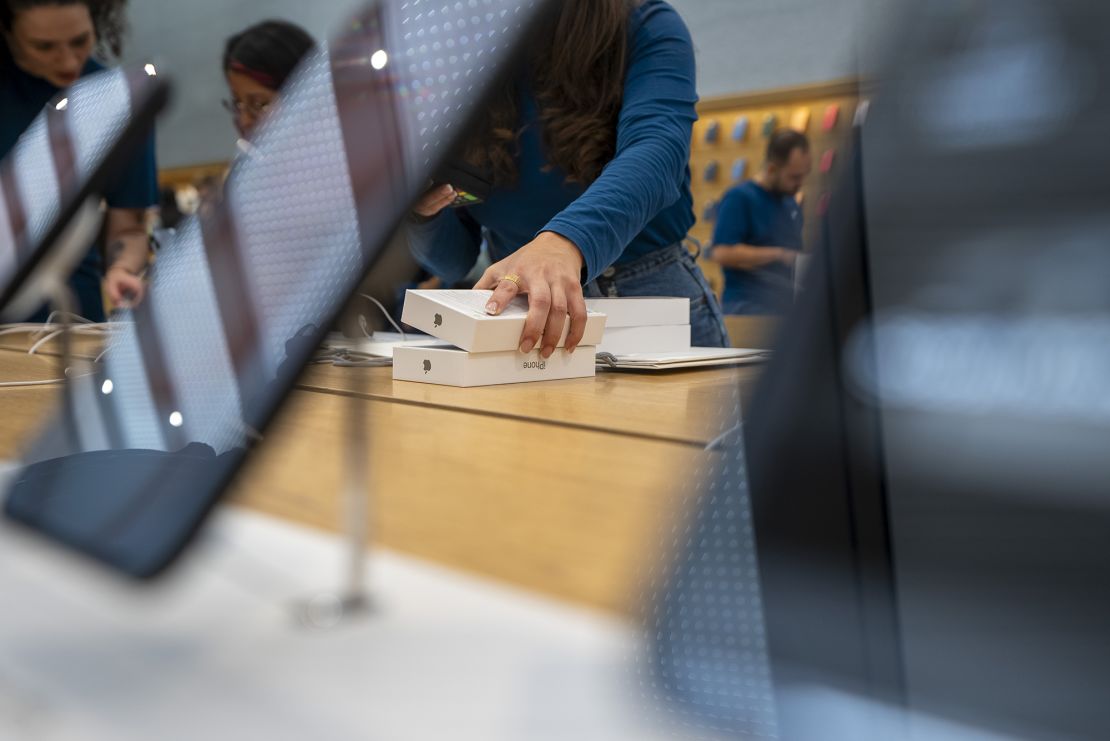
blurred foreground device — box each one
[744,1,1110,739]
[3,0,555,578]
[0,66,168,319]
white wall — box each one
[122,0,889,168]
[669,0,877,99]
[121,0,363,168]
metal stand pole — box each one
[337,375,372,613]
[293,313,374,629]
[42,278,82,451]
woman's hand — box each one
[104,264,145,308]
[474,231,587,357]
[412,184,456,219]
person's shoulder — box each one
[82,57,107,77]
[630,0,692,44]
[722,181,760,204]
[0,42,20,87]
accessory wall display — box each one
[704,120,721,144]
[702,200,718,223]
[761,113,778,138]
[732,116,750,142]
[688,79,864,267]
[790,107,811,133]
[731,158,748,182]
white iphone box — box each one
[598,324,691,355]
[402,289,607,352]
[393,345,596,387]
[583,297,689,328]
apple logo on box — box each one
[433,313,443,328]
[423,360,432,374]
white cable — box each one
[359,293,406,340]
[26,329,66,357]
[313,346,392,368]
[0,315,110,387]
[0,369,93,389]
[38,310,96,328]
[0,320,119,367]
[26,323,117,357]
[0,322,105,340]
[704,421,744,452]
[0,325,50,338]
[0,378,65,388]
[319,291,410,370]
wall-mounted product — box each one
[762,113,777,138]
[791,107,811,133]
[702,200,718,222]
[704,120,721,144]
[732,115,750,142]
[853,100,870,127]
[731,158,748,182]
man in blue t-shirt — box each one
[709,130,812,315]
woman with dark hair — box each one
[221,20,314,139]
[408,0,728,354]
[0,0,156,318]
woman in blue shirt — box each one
[0,0,156,320]
[408,0,728,354]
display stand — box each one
[293,310,374,629]
[36,279,83,454]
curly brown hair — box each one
[1,0,129,58]
[466,0,638,187]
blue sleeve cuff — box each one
[405,212,481,285]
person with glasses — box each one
[222,20,314,140]
[1,0,156,318]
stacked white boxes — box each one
[586,297,692,355]
[395,290,607,387]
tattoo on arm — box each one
[106,240,126,263]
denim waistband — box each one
[601,242,694,283]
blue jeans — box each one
[586,244,730,348]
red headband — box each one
[228,60,278,89]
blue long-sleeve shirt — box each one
[407,0,698,284]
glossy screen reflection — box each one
[4,0,549,578]
[0,66,165,314]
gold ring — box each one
[500,273,522,287]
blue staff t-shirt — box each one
[711,180,803,315]
[0,45,158,321]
